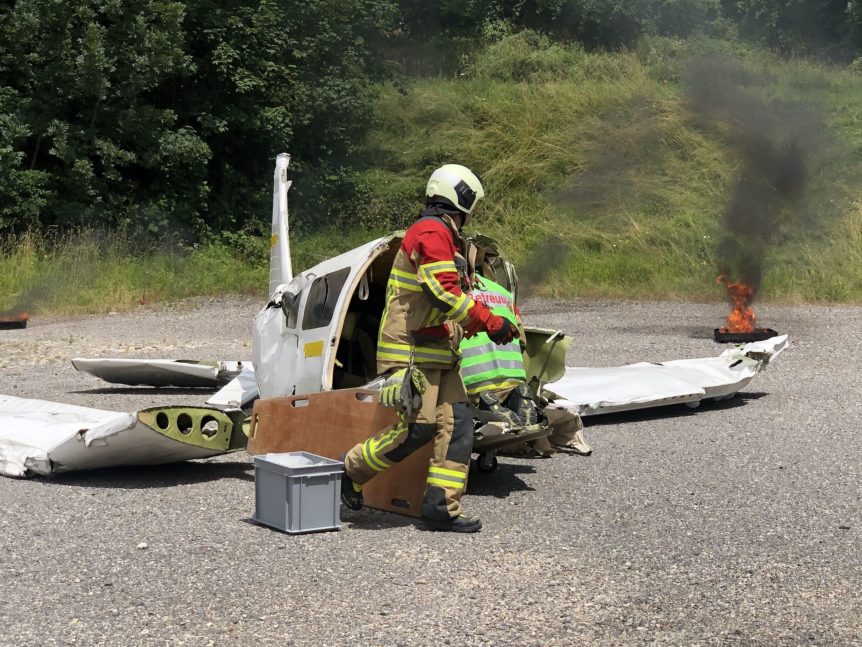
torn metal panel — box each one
[660,335,788,401]
[522,327,570,386]
[71,358,246,388]
[549,335,788,416]
[206,364,259,408]
[0,394,246,478]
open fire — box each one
[716,274,756,333]
[714,275,777,342]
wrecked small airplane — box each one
[0,154,788,479]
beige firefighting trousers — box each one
[343,367,474,520]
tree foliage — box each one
[0,0,196,232]
[180,0,397,232]
[723,0,854,57]
[1,0,860,238]
[0,0,396,236]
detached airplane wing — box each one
[71,358,247,388]
[547,335,789,416]
[0,394,247,478]
[71,358,259,408]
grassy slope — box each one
[0,229,378,315]
[362,35,862,303]
[3,35,862,314]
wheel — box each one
[475,452,498,473]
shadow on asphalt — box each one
[336,507,417,531]
[582,391,768,428]
[610,324,723,339]
[467,462,537,498]
[42,459,254,488]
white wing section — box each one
[549,335,788,416]
[71,358,247,388]
[0,395,240,478]
[0,395,135,477]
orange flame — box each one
[717,274,756,333]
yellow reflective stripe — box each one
[390,268,419,283]
[373,423,406,454]
[465,378,523,395]
[390,279,422,292]
[417,264,461,303]
[378,341,452,358]
[378,351,409,362]
[362,439,389,472]
[427,476,467,489]
[417,265,461,295]
[428,466,467,480]
[449,295,472,323]
[389,269,422,292]
[416,262,477,321]
[378,351,454,365]
[377,343,411,358]
[426,280,469,314]
[419,260,458,272]
[372,428,399,451]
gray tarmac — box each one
[0,296,859,646]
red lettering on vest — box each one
[471,290,512,309]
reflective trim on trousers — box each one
[372,423,405,456]
[427,466,467,489]
[361,437,390,472]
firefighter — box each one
[340,164,518,533]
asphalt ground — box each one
[0,296,859,646]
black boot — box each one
[419,513,482,533]
[340,471,363,511]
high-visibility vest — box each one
[459,276,526,396]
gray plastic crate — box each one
[252,451,343,534]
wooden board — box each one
[248,388,431,518]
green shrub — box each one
[469,30,585,82]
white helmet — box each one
[425,164,485,217]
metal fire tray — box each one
[713,328,778,343]
[0,313,29,330]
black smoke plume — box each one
[516,235,570,296]
[685,57,826,293]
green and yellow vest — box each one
[459,276,526,396]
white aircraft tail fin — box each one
[269,153,293,294]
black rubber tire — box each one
[475,452,498,473]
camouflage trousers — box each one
[343,367,474,521]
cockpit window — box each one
[302,268,350,330]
